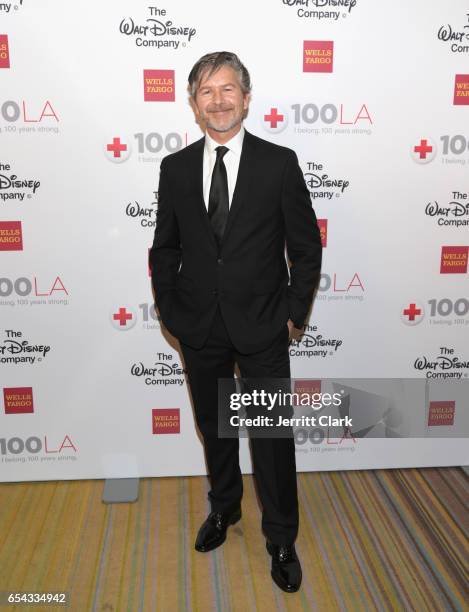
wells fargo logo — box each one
[292,379,321,405]
[152,408,180,434]
[318,219,328,247]
[454,74,469,105]
[440,246,468,274]
[428,401,455,426]
[143,69,175,102]
[0,221,22,251]
[3,387,33,414]
[303,41,333,73]
[0,34,9,69]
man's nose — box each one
[212,88,224,105]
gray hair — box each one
[188,51,251,97]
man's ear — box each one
[188,95,198,116]
[189,95,205,131]
[243,93,251,119]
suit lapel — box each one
[221,128,255,247]
[189,136,218,249]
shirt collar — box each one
[205,124,245,157]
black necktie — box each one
[208,146,229,247]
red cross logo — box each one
[107,137,127,158]
[110,306,137,330]
[264,108,284,129]
[414,139,432,159]
[403,303,421,321]
[401,302,424,326]
[262,106,288,134]
[113,307,133,326]
[411,137,436,164]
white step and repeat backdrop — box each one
[1,0,468,482]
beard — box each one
[206,116,241,133]
[204,106,243,133]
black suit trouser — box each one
[179,303,299,546]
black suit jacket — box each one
[149,128,322,353]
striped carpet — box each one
[0,467,467,611]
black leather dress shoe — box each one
[194,508,242,552]
[266,540,302,593]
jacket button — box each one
[217,258,223,265]
[212,289,218,295]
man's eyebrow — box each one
[200,81,237,89]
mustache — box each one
[207,105,234,112]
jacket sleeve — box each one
[149,158,181,317]
[281,150,322,329]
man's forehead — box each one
[198,65,239,87]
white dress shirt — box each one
[203,125,245,210]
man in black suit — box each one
[149,51,322,593]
